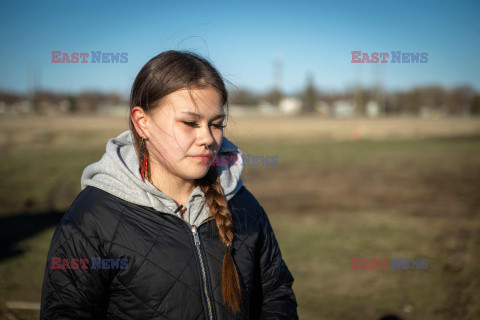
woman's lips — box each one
[191,154,213,159]
[191,155,215,165]
[191,155,213,163]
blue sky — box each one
[0,0,479,96]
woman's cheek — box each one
[173,126,196,150]
[214,131,223,150]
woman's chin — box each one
[182,163,211,179]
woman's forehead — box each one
[178,110,226,120]
[152,87,224,117]
[154,98,224,119]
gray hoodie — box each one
[80,129,244,227]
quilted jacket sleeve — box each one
[40,208,111,319]
[257,205,299,320]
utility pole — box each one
[375,63,386,116]
[28,66,41,114]
[355,63,364,117]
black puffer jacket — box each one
[40,130,298,319]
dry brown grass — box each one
[224,115,480,141]
[1,114,480,149]
[0,114,479,319]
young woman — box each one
[40,50,298,319]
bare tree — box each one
[301,72,317,114]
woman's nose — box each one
[197,124,215,146]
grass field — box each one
[0,115,479,320]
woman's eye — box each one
[183,121,226,129]
[183,121,198,127]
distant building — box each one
[316,101,333,117]
[332,99,356,118]
[366,100,380,118]
[0,92,32,114]
[279,97,302,115]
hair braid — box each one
[199,166,243,314]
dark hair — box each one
[128,50,242,313]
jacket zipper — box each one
[191,224,215,320]
[157,209,217,320]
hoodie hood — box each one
[81,129,244,226]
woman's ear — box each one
[131,106,149,139]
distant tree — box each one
[67,95,77,113]
[301,72,317,114]
[229,88,259,106]
[355,87,376,117]
[470,94,480,115]
[384,97,397,115]
[407,89,421,115]
[262,88,283,106]
[418,86,446,109]
[392,92,408,115]
[446,85,475,115]
[104,92,125,105]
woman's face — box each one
[143,86,225,181]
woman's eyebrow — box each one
[181,111,225,120]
